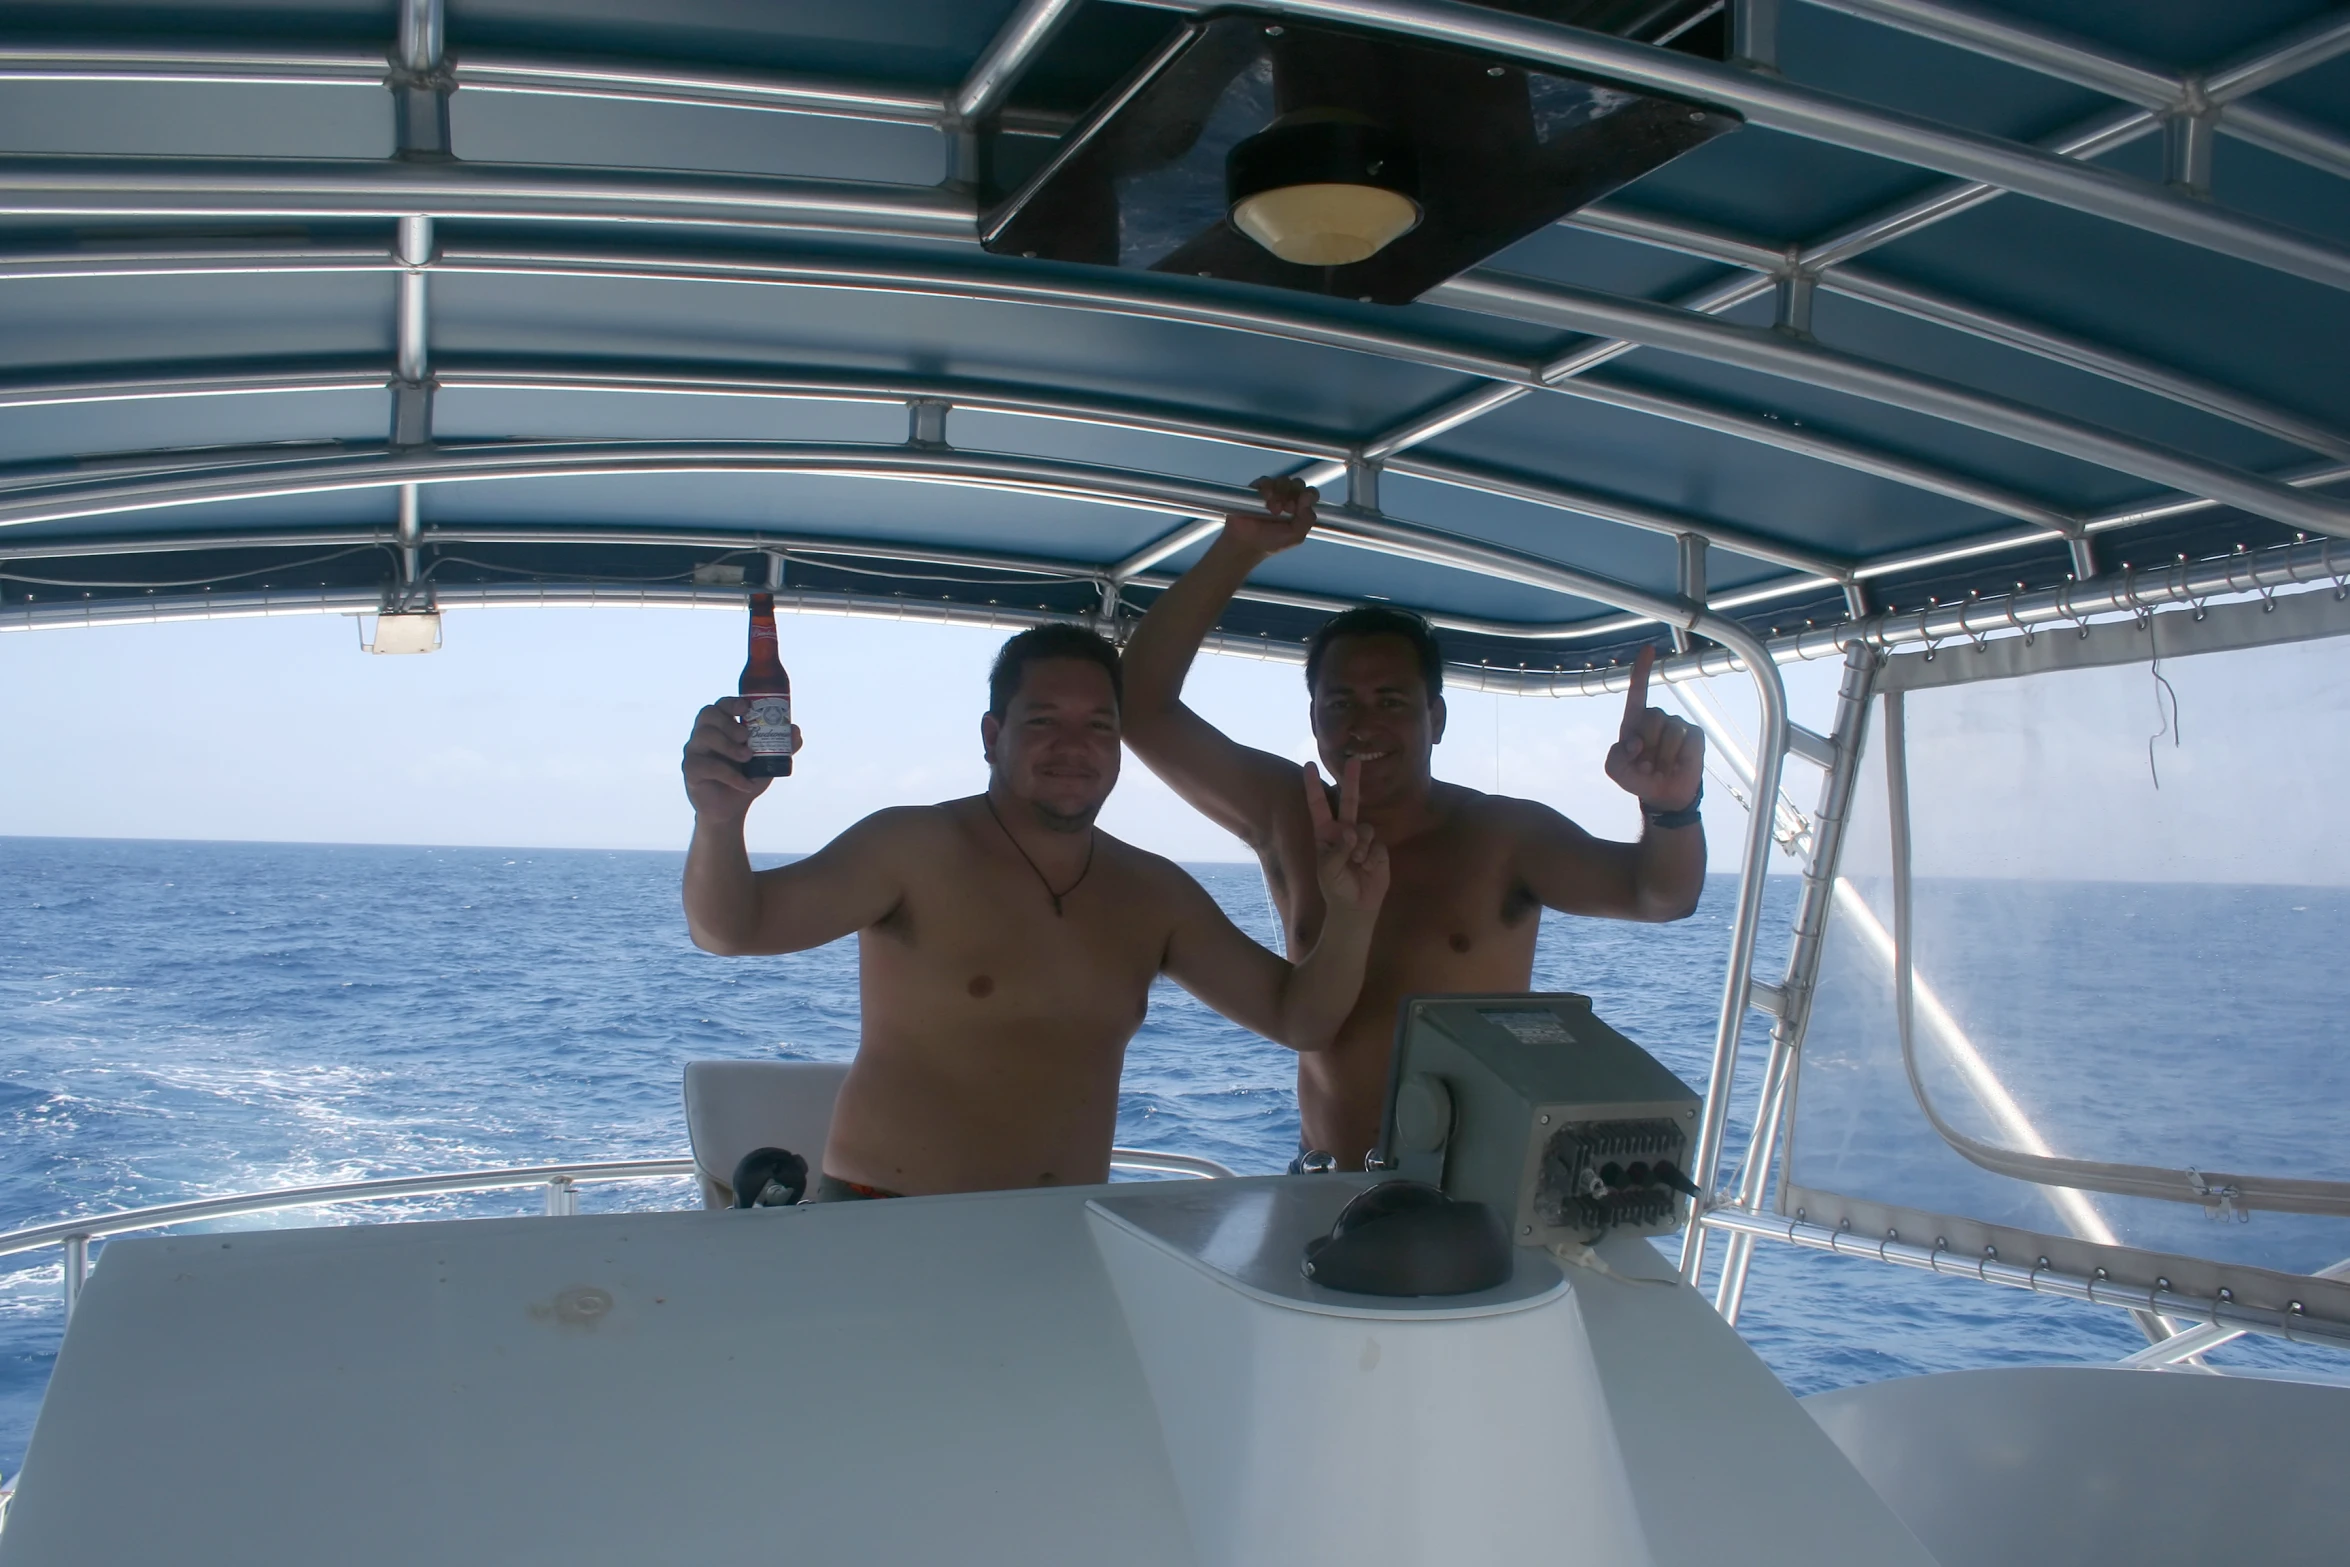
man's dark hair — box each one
[1305,605,1444,700]
[989,623,1124,717]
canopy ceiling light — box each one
[981,7,1739,304]
[1227,113,1421,267]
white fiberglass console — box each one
[2,1171,1931,1567]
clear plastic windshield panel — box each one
[1785,591,2350,1318]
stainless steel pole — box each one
[953,0,1084,123]
[1698,1206,2350,1351]
[395,484,422,588]
[391,0,439,533]
[61,1233,88,1320]
[1713,639,1878,1320]
[1677,614,1791,1285]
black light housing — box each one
[981,9,1740,304]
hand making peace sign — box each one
[1304,757,1390,916]
[1602,644,1704,814]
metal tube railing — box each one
[1698,1206,2350,1353]
[952,0,1084,123]
[1676,613,1791,1286]
[1,1149,1237,1317]
[1712,639,1879,1320]
[0,358,1846,585]
[1877,691,2163,1347]
[2119,1258,2350,1368]
[1529,535,2350,696]
[0,1157,698,1263]
[1430,271,2350,541]
[10,227,2336,557]
[38,5,2342,287]
[3,169,2329,531]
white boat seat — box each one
[681,1058,851,1209]
[1804,1364,2350,1567]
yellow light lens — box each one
[1231,182,1422,267]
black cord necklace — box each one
[982,795,1095,916]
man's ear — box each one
[980,711,1001,765]
[1429,694,1449,745]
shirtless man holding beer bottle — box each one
[681,620,1388,1201]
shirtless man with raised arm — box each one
[680,623,1388,1200]
[1122,479,1707,1171]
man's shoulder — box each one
[1097,834,1218,903]
[1448,784,1581,841]
[1096,830,1179,881]
[845,799,967,846]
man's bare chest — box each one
[870,851,1169,997]
[1273,821,1532,951]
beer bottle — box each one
[739,592,793,777]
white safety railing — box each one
[0,1148,1237,1319]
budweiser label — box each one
[745,695,794,756]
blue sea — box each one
[2,837,2340,1479]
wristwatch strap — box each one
[1644,781,1703,831]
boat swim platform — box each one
[0,1175,1930,1567]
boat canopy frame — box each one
[4,0,2348,1351]
[4,1,2348,672]
[1695,576,2350,1355]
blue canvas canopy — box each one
[0,0,2345,683]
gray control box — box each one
[1376,994,1702,1245]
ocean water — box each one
[2,837,2340,1478]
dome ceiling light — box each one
[980,7,1740,305]
[1227,113,1422,267]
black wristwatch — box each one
[1644,782,1703,831]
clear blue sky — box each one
[4,597,2333,881]
[0,602,1832,864]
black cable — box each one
[422,552,709,586]
[0,544,393,591]
[777,551,1096,589]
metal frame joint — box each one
[909,398,952,448]
[389,381,433,448]
[2164,107,2218,199]
[1774,266,1816,338]
[386,63,455,163]
[2069,534,2099,581]
[1784,721,1836,769]
[1732,0,1782,72]
[1673,531,1710,652]
[391,0,453,161]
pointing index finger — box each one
[1621,643,1656,738]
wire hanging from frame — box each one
[2146,645,2181,791]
